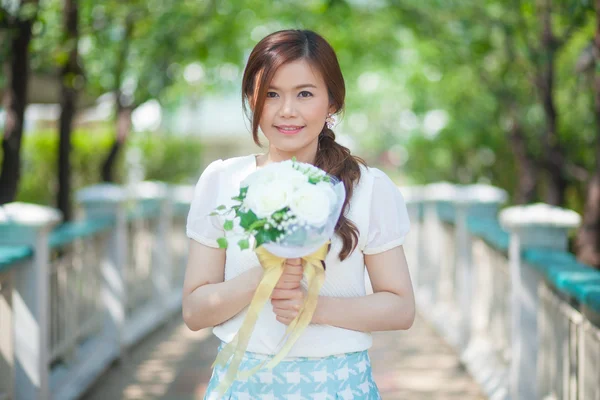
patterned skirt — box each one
[204,344,382,400]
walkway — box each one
[82,313,485,399]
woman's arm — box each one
[313,246,415,332]
[182,239,263,331]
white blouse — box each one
[186,154,410,358]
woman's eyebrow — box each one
[268,84,318,90]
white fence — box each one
[1,179,600,400]
[0,182,192,400]
[403,183,600,400]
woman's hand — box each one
[274,258,303,290]
[271,286,305,325]
[271,258,304,325]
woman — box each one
[183,29,415,399]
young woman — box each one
[183,29,415,399]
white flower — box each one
[242,162,308,189]
[289,182,332,227]
[244,180,294,218]
[316,181,338,206]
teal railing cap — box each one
[523,247,600,313]
[76,184,126,204]
[398,186,426,204]
[424,182,460,202]
[0,245,32,272]
[127,181,169,201]
[49,219,114,249]
[466,216,510,251]
[460,184,508,205]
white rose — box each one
[289,182,331,227]
[316,181,338,206]
[244,180,294,218]
[242,163,307,189]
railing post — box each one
[76,184,128,358]
[401,186,425,292]
[0,203,62,400]
[455,184,507,352]
[131,181,171,313]
[499,203,581,400]
[171,185,194,287]
[420,182,459,310]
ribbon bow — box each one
[211,242,329,397]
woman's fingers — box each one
[272,298,302,310]
[276,315,294,325]
[271,288,304,300]
[275,281,300,290]
[285,258,302,266]
[272,306,298,319]
[272,288,305,326]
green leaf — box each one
[239,209,258,229]
[254,230,270,247]
[216,205,227,211]
[232,186,248,201]
[224,220,233,231]
[217,237,228,249]
[238,238,250,250]
[209,212,217,216]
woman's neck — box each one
[257,141,318,167]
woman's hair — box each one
[242,29,366,261]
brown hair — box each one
[242,29,366,261]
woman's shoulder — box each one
[201,154,256,176]
[357,164,394,189]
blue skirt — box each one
[204,344,382,399]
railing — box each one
[0,246,31,400]
[0,182,194,400]
[2,176,600,400]
[403,183,600,400]
[48,221,111,368]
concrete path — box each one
[82,314,485,399]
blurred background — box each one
[2,0,600,267]
[2,1,600,399]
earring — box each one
[325,113,336,129]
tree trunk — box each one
[101,106,132,182]
[100,14,135,183]
[537,0,568,206]
[0,2,38,204]
[57,0,80,222]
[507,109,538,204]
[575,0,600,270]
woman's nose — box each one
[278,97,297,117]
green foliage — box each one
[131,133,203,184]
[8,129,203,206]
[15,129,118,205]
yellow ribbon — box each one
[212,242,329,397]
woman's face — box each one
[258,59,334,159]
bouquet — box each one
[210,158,346,395]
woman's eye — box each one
[266,92,278,98]
[298,91,313,98]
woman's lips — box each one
[276,125,304,135]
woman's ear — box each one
[328,104,337,115]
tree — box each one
[575,0,600,268]
[56,0,82,221]
[0,0,39,204]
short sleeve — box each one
[186,159,224,248]
[362,169,411,255]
